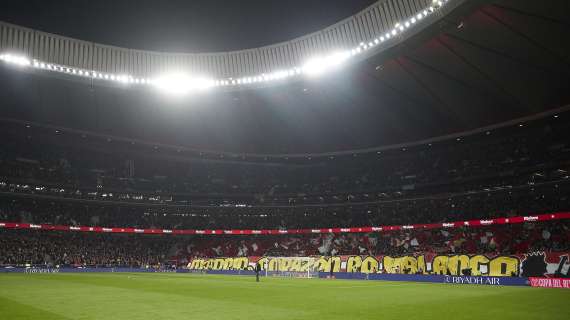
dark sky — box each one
[1,0,376,53]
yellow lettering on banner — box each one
[222,258,233,270]
[268,258,279,271]
[382,256,394,273]
[299,259,309,272]
[400,256,418,274]
[233,257,249,270]
[278,258,293,271]
[417,255,428,274]
[489,256,519,277]
[382,256,403,274]
[291,259,302,272]
[360,256,379,273]
[432,256,449,275]
[316,256,341,272]
[346,256,362,273]
[188,259,205,270]
[448,255,470,276]
[469,255,490,276]
[212,258,224,270]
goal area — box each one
[261,257,319,279]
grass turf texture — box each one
[0,273,569,320]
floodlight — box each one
[302,58,327,76]
[0,54,31,67]
[153,73,214,95]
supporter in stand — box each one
[1,221,567,268]
[0,108,569,275]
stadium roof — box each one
[0,0,569,154]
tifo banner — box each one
[1,212,569,236]
[528,277,570,289]
[187,252,570,277]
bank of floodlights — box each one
[0,0,449,95]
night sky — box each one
[1,0,376,52]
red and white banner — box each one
[0,212,569,236]
[529,277,570,289]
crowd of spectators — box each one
[1,111,569,208]
[1,108,569,270]
[0,230,174,268]
[181,221,569,258]
[0,179,568,230]
[1,221,567,267]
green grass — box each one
[0,273,569,320]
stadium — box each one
[0,0,569,319]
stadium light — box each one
[0,53,31,67]
[153,73,215,95]
[302,58,327,76]
[302,51,350,77]
[0,0,452,91]
[153,73,192,94]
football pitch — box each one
[0,273,569,320]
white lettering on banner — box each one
[88,227,94,231]
[0,223,6,227]
[442,223,454,227]
[252,230,261,234]
[278,230,288,234]
[30,224,41,229]
[530,278,570,289]
[480,220,493,225]
[402,225,414,229]
[70,226,80,230]
[210,230,217,234]
[102,228,112,232]
[372,227,382,231]
[163,229,172,234]
[25,268,59,274]
[444,276,501,285]
[524,216,539,222]
[196,230,205,234]
[311,229,321,233]
[224,230,232,234]
[134,229,144,233]
[341,228,350,232]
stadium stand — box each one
[0,111,569,272]
[1,221,568,268]
[0,109,569,231]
